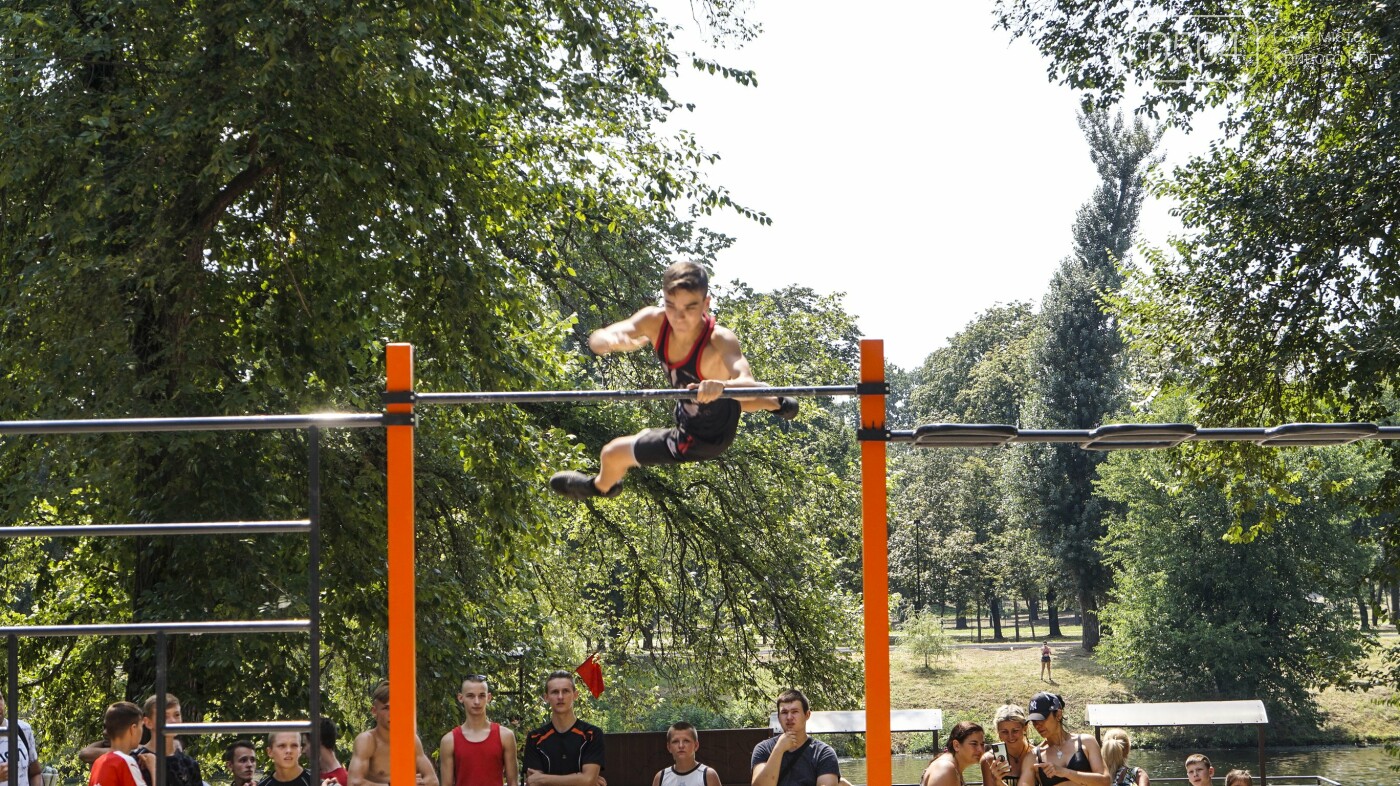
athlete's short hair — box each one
[320,717,338,751]
[666,721,698,743]
[265,730,303,750]
[224,740,255,763]
[1185,753,1213,770]
[1224,770,1253,786]
[662,261,709,295]
[461,674,491,693]
[542,670,575,694]
[104,702,144,741]
[142,693,181,718]
[775,688,809,714]
[371,680,390,704]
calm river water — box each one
[839,746,1397,785]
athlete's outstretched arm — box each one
[589,307,660,355]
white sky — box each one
[655,1,1221,370]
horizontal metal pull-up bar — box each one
[415,384,857,406]
[166,721,314,736]
[0,620,310,637]
[0,413,385,436]
[0,520,311,538]
[901,422,1400,449]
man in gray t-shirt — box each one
[750,690,839,786]
[0,693,41,786]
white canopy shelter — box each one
[1084,700,1269,784]
[768,709,944,738]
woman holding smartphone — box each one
[980,704,1032,786]
[919,722,986,786]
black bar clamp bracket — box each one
[857,427,891,442]
[382,413,417,427]
[381,391,417,406]
[855,382,890,395]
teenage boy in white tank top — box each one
[651,723,720,786]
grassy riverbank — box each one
[886,636,1400,750]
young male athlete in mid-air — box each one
[550,260,798,500]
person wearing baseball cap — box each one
[1021,693,1107,786]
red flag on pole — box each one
[576,653,605,698]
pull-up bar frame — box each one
[382,341,896,786]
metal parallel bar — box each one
[6,635,17,786]
[0,620,310,637]
[155,632,168,786]
[0,521,311,538]
[1010,430,1095,443]
[167,721,313,735]
[0,413,384,436]
[308,428,322,779]
[1192,428,1269,440]
[888,430,916,444]
[416,384,857,406]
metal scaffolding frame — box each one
[1,414,384,786]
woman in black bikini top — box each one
[1020,692,1109,786]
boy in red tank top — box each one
[89,703,146,786]
[439,677,517,786]
[550,260,798,500]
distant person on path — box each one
[224,741,259,786]
[440,676,517,786]
[1184,755,1214,786]
[0,692,42,786]
[1099,730,1147,786]
[1040,643,1052,682]
[750,689,839,786]
[320,718,349,786]
[1223,770,1251,786]
[651,722,720,786]
[920,721,985,786]
[980,704,1031,786]
[1020,692,1107,786]
[522,671,604,786]
[89,703,147,786]
[349,682,438,786]
[549,260,798,501]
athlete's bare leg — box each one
[596,434,641,492]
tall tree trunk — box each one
[1081,589,1101,650]
[1047,586,1062,638]
[1029,594,1040,622]
[1013,596,1021,641]
[974,595,982,642]
[1358,592,1371,631]
[988,583,1004,641]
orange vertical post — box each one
[859,339,890,786]
[386,344,416,786]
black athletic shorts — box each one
[632,406,741,466]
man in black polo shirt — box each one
[750,690,839,786]
[523,672,603,786]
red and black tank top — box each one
[655,314,739,439]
